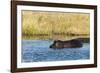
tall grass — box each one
[22,11,90,40]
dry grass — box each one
[22,11,90,40]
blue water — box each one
[22,40,90,62]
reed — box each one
[22,11,90,40]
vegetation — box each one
[22,11,90,40]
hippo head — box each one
[50,40,64,49]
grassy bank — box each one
[22,11,90,40]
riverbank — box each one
[22,35,89,44]
[76,38,90,43]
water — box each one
[22,40,90,62]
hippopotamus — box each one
[50,39,83,49]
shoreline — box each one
[22,37,90,43]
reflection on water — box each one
[22,40,90,62]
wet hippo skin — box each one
[50,39,83,49]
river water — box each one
[22,40,90,62]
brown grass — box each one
[22,11,90,40]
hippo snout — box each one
[50,45,52,48]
